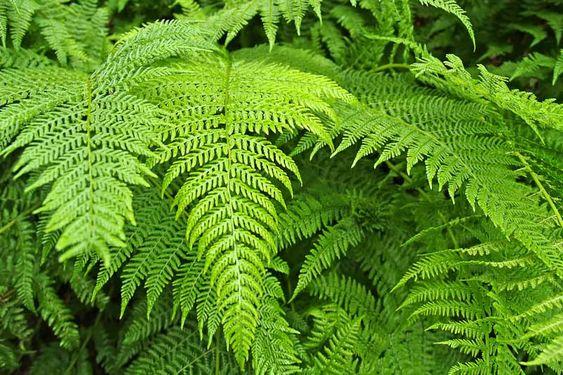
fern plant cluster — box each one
[0,0,562,373]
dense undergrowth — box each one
[0,0,562,373]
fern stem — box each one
[0,206,39,235]
[215,332,221,375]
[373,63,411,72]
[0,219,17,235]
[438,212,459,249]
[287,276,296,311]
[82,78,101,264]
[384,161,427,198]
[515,152,563,227]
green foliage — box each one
[0,0,109,68]
[1,0,562,373]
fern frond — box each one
[412,54,563,133]
[554,50,563,85]
[1,0,38,47]
[0,0,108,67]
[29,342,92,374]
[337,70,561,268]
[309,272,377,324]
[522,335,563,367]
[124,326,222,375]
[13,219,35,310]
[0,341,18,371]
[524,313,563,338]
[292,218,364,298]
[34,274,80,349]
[173,253,206,324]
[0,46,50,68]
[105,188,187,316]
[277,193,349,248]
[1,20,210,264]
[417,0,474,48]
[510,52,557,82]
[304,306,361,374]
[252,276,301,374]
[138,51,352,364]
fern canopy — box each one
[1,0,562,374]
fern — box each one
[523,335,563,367]
[124,326,227,374]
[336,68,562,268]
[252,274,302,374]
[417,0,474,48]
[292,217,364,298]
[2,0,562,373]
[135,50,352,364]
[0,0,38,47]
[0,0,109,67]
[0,21,210,264]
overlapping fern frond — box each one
[0,172,83,369]
[334,67,562,269]
[0,21,211,264]
[0,0,109,67]
[397,220,563,373]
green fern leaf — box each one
[304,306,361,374]
[125,326,221,375]
[139,51,352,364]
[0,20,211,264]
[252,275,302,374]
[337,70,562,268]
[522,335,563,367]
[554,49,563,85]
[292,217,364,299]
[34,274,80,349]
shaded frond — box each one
[293,218,364,298]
